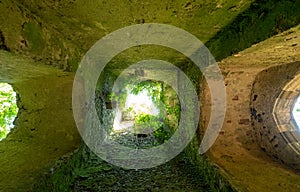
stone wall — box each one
[206,25,300,191]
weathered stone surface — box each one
[205,25,300,192]
[238,118,250,125]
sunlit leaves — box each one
[134,113,163,130]
[130,80,162,103]
[0,83,18,140]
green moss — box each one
[184,135,235,192]
[206,0,300,61]
[33,143,220,191]
[4,0,298,69]
[22,22,45,53]
[68,50,82,72]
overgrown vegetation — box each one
[33,144,209,192]
[110,78,180,145]
[0,83,18,140]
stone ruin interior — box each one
[0,0,300,191]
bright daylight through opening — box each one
[293,95,300,130]
[0,83,18,140]
[113,88,160,133]
[109,79,180,147]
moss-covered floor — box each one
[33,145,212,192]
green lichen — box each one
[22,22,45,53]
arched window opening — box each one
[292,95,300,130]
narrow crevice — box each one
[0,31,9,51]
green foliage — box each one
[129,80,162,103]
[133,113,164,134]
[109,77,180,144]
[0,83,18,140]
[153,126,173,144]
[110,78,164,109]
[134,113,154,124]
[131,112,174,144]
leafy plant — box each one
[0,83,18,140]
[130,80,162,104]
[134,113,163,130]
